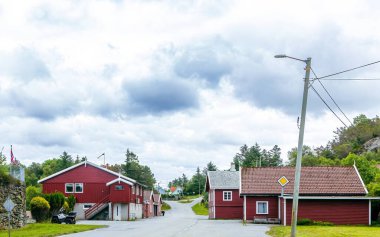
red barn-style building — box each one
[38,161,145,221]
[206,164,243,219]
[240,166,377,225]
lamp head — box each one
[274,54,287,58]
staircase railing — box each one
[84,194,110,219]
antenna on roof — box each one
[97,152,106,166]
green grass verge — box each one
[161,201,171,211]
[0,223,106,237]
[178,199,193,203]
[267,226,380,237]
[191,203,208,216]
[183,194,201,199]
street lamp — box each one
[275,54,312,237]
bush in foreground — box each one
[30,196,50,222]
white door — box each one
[113,204,121,221]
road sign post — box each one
[3,196,15,237]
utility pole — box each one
[275,55,311,237]
[291,58,311,237]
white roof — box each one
[106,177,134,186]
[207,170,240,189]
[38,161,136,184]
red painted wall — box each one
[214,189,243,219]
[109,183,131,203]
[284,199,369,225]
[246,196,279,220]
[42,164,117,203]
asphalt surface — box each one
[63,198,270,237]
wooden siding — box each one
[109,183,131,203]
[42,164,117,183]
[246,196,279,221]
[43,183,110,203]
[214,189,243,219]
[42,164,117,203]
[284,199,369,225]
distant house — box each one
[157,186,166,195]
[143,190,162,218]
[170,187,183,196]
[38,161,145,221]
[143,190,154,218]
[153,193,162,216]
[240,166,377,225]
[205,163,243,219]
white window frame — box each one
[223,191,232,201]
[65,183,74,193]
[132,185,135,194]
[83,204,93,210]
[115,185,124,190]
[75,183,84,193]
[256,201,269,214]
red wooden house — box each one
[240,166,377,225]
[38,161,145,221]
[143,191,162,218]
[205,164,243,219]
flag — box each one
[10,145,15,163]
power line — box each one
[318,60,380,79]
[311,67,353,126]
[310,85,348,128]
[316,78,380,81]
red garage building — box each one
[240,166,376,225]
[38,161,145,221]
[206,163,243,219]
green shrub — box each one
[67,194,76,211]
[30,196,50,222]
[297,218,313,225]
[63,201,70,214]
[313,221,334,226]
[26,186,42,210]
[161,202,171,211]
[44,192,65,215]
[0,169,21,186]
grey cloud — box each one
[174,39,233,86]
[0,47,50,81]
[124,78,198,114]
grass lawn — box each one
[267,226,380,237]
[183,194,201,199]
[178,199,193,203]
[191,203,208,216]
[0,223,106,237]
[162,201,171,211]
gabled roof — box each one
[106,177,134,186]
[153,193,162,204]
[38,161,136,184]
[143,190,153,202]
[240,166,368,196]
[206,170,240,190]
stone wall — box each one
[0,184,27,230]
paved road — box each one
[63,199,270,237]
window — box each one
[136,185,139,195]
[223,191,232,201]
[115,185,124,190]
[256,201,268,214]
[83,204,93,210]
[75,183,83,193]
[132,185,135,194]
[65,183,74,193]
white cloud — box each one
[0,0,379,186]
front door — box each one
[113,203,121,221]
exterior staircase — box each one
[84,195,110,220]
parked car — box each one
[51,211,77,224]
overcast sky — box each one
[1,0,380,187]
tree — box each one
[341,153,378,185]
[57,151,74,171]
[25,162,43,186]
[203,161,217,175]
[121,149,156,188]
[234,143,283,168]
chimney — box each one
[230,162,236,171]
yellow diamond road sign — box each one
[278,176,289,187]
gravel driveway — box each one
[62,199,270,237]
